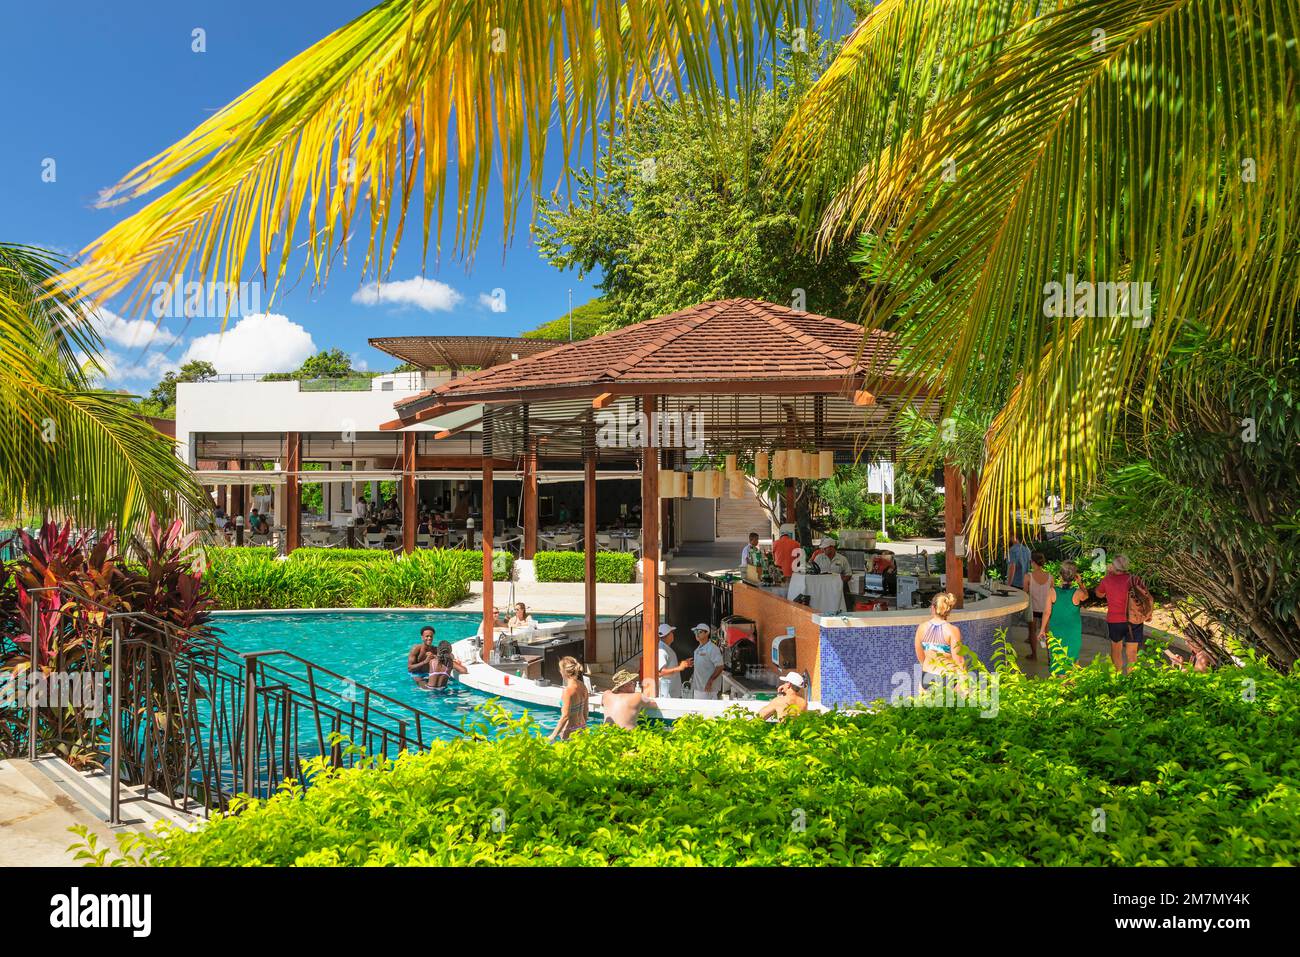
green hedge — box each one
[95,648,1300,865]
[203,548,472,609]
[533,550,636,583]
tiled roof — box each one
[394,299,896,411]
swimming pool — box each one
[212,610,574,739]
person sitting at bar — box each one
[423,640,469,690]
[756,672,807,721]
[508,602,536,629]
[601,669,655,729]
[772,528,799,579]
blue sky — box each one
[0,0,602,390]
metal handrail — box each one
[7,584,466,821]
[612,603,644,669]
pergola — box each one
[382,298,958,690]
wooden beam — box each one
[592,392,615,409]
[481,454,495,660]
[522,440,538,559]
[853,389,876,406]
[944,460,964,609]
[641,396,660,694]
[283,435,301,554]
[401,432,417,554]
[583,425,597,661]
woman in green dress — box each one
[1040,560,1089,674]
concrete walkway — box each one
[453,580,642,616]
[0,759,115,867]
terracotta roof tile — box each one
[394,298,898,412]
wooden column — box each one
[522,439,539,559]
[481,452,495,660]
[784,479,796,525]
[583,423,597,661]
[640,396,661,693]
[283,434,301,553]
[401,432,417,554]
[228,459,245,518]
[943,459,964,609]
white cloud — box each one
[352,276,462,312]
[90,307,181,349]
[478,290,507,313]
[181,313,315,375]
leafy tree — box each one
[263,348,362,382]
[1067,331,1300,669]
[534,34,864,327]
[142,360,217,417]
[521,298,612,341]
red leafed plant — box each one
[1,516,214,772]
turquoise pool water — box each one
[212,610,573,739]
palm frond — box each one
[777,0,1300,546]
[59,0,816,315]
[0,243,210,532]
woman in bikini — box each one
[913,592,965,690]
[548,656,589,741]
[423,640,467,689]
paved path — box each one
[454,580,642,616]
[0,759,114,867]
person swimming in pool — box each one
[407,626,437,677]
[423,640,468,690]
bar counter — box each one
[731,581,1029,708]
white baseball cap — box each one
[780,671,805,688]
[657,623,675,637]
[819,537,833,547]
[692,623,710,634]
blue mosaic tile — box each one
[818,613,1018,708]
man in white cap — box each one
[757,671,808,721]
[655,623,691,698]
[689,623,725,700]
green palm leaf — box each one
[775,0,1299,545]
[0,243,210,532]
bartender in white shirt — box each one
[739,531,762,567]
[813,539,854,609]
[656,623,691,698]
[689,624,725,699]
[812,539,852,577]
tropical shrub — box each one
[287,548,392,564]
[533,551,635,584]
[202,548,472,610]
[1,518,215,771]
[91,650,1300,867]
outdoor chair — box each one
[364,532,385,548]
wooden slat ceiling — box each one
[368,335,565,371]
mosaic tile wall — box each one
[818,612,1019,708]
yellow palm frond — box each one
[59,0,815,315]
[777,0,1300,547]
